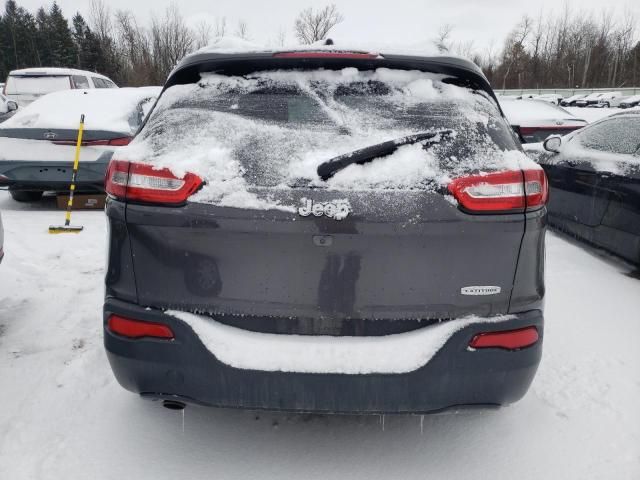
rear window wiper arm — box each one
[317,129,453,181]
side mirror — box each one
[543,135,562,153]
[7,101,18,112]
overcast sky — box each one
[16,0,640,52]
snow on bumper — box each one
[167,310,514,375]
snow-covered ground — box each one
[0,189,638,479]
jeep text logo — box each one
[298,198,350,221]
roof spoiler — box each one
[162,52,502,113]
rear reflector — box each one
[273,51,380,59]
[105,160,203,204]
[469,326,539,350]
[107,315,174,340]
[448,169,548,213]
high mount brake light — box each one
[105,160,203,204]
[448,169,548,213]
[273,51,381,59]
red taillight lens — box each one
[469,326,539,350]
[448,169,548,213]
[107,314,174,340]
[52,137,132,146]
[107,137,132,146]
[273,51,380,59]
[105,160,203,205]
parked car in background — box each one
[560,94,586,107]
[592,91,623,108]
[535,111,640,266]
[574,92,604,107]
[0,93,19,123]
[104,46,547,414]
[500,98,587,143]
[599,95,633,108]
[619,94,640,109]
[534,93,563,105]
[3,68,118,107]
[515,93,538,99]
[0,87,160,202]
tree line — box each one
[1,0,638,89]
[438,7,640,89]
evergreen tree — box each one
[34,7,51,67]
[47,2,75,67]
[72,13,103,71]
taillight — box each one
[107,137,132,146]
[469,326,539,350]
[273,51,381,59]
[52,137,132,146]
[107,314,174,340]
[105,160,203,204]
[448,169,548,213]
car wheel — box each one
[9,190,44,202]
[604,102,610,108]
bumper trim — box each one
[104,298,544,414]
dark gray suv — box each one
[103,47,548,413]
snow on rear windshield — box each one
[123,68,532,209]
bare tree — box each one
[275,27,287,47]
[235,20,249,40]
[150,4,194,82]
[214,16,227,37]
[194,20,213,49]
[294,4,343,44]
[89,0,113,43]
[433,24,453,53]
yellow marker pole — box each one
[49,114,85,234]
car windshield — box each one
[130,68,521,195]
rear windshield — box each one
[6,75,71,95]
[125,68,526,205]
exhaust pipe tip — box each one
[162,400,186,411]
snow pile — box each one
[122,68,532,210]
[1,87,161,134]
[168,310,513,374]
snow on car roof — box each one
[0,87,161,134]
[499,99,583,124]
[9,67,112,79]
[191,36,444,59]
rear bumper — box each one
[104,298,544,414]
[0,160,108,192]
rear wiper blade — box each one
[317,129,453,181]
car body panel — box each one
[536,113,640,265]
[104,48,546,412]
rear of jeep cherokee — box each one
[103,49,547,413]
